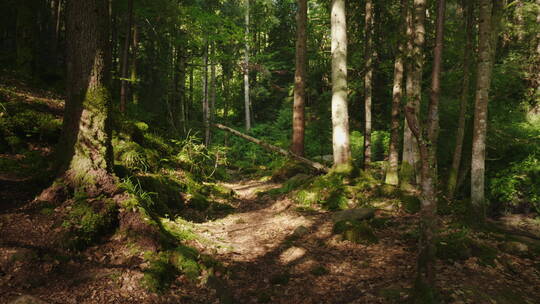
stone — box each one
[331,208,375,223]
[291,225,309,238]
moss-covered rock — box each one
[333,220,378,244]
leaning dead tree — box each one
[213,123,329,173]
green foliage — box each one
[436,229,497,266]
[489,154,540,214]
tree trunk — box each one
[291,0,307,156]
[130,25,139,104]
[448,0,473,199]
[120,0,134,113]
[58,0,115,196]
[401,0,420,189]
[363,0,374,169]
[386,0,407,186]
[471,0,500,220]
[203,43,210,146]
[402,0,444,300]
[330,0,352,171]
[244,0,251,131]
[209,43,217,145]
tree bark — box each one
[330,0,352,171]
[385,0,407,186]
[203,42,210,146]
[402,0,444,300]
[401,0,420,189]
[120,0,134,113]
[448,0,473,199]
[214,124,329,172]
[58,0,115,196]
[471,0,499,220]
[291,0,308,156]
[244,0,251,131]
[209,43,217,145]
[363,0,374,169]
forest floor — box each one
[1,79,540,303]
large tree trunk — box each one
[401,0,420,189]
[448,0,473,199]
[330,0,352,171]
[363,0,374,169]
[58,0,115,196]
[471,0,500,220]
[244,0,251,131]
[119,0,134,113]
[385,0,407,186]
[291,0,307,156]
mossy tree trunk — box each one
[57,0,115,197]
[330,0,352,172]
[385,0,407,186]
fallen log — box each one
[213,123,329,173]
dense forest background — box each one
[0,0,539,303]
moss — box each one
[142,252,178,293]
[377,184,400,198]
[171,245,201,281]
[399,162,415,191]
[334,220,379,244]
[400,193,421,213]
[62,198,118,250]
[271,161,314,182]
[436,230,497,265]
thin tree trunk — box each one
[385,0,407,186]
[471,0,499,220]
[59,0,115,196]
[401,0,420,189]
[448,0,473,199]
[292,0,308,156]
[130,25,138,104]
[330,0,352,171]
[119,0,134,113]
[402,0,445,299]
[363,0,374,169]
[209,43,217,145]
[244,0,251,131]
[203,43,210,146]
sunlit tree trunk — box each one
[58,0,115,196]
[385,0,407,186]
[363,0,374,169]
[471,0,501,220]
[330,0,352,171]
[244,0,251,131]
[448,0,473,199]
[401,0,420,189]
[291,0,307,156]
[130,25,139,104]
[120,0,134,113]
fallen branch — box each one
[213,123,329,173]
